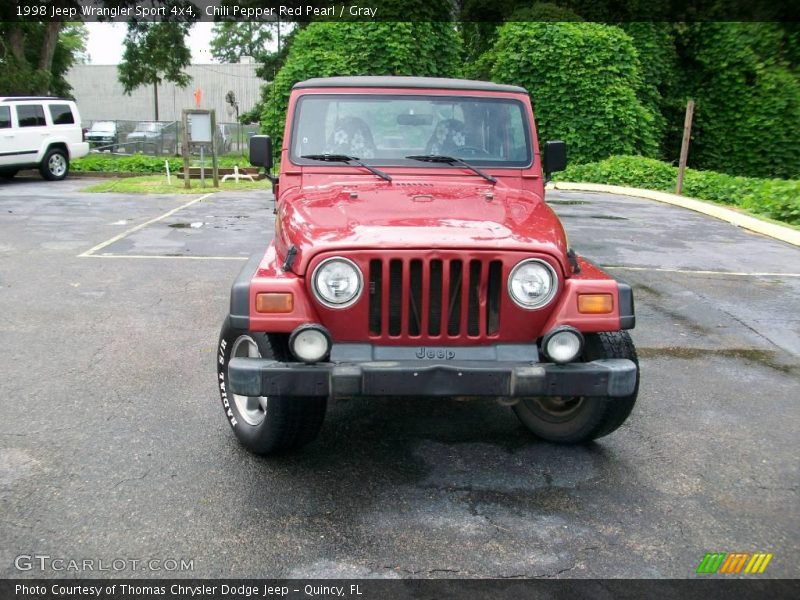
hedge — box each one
[481,22,659,164]
[680,23,800,179]
[71,154,249,173]
[556,155,800,226]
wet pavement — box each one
[0,176,797,578]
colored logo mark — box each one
[696,552,773,574]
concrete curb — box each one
[551,181,800,248]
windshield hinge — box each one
[282,245,298,273]
[567,248,581,274]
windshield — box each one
[291,94,532,167]
[90,122,115,133]
[134,122,161,132]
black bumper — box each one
[228,357,638,399]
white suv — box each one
[0,97,90,181]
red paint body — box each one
[247,84,623,343]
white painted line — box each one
[604,265,800,278]
[83,254,248,261]
[77,193,214,258]
[552,182,800,247]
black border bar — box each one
[2,0,799,23]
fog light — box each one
[542,327,584,364]
[578,293,613,314]
[289,324,332,364]
[256,292,294,313]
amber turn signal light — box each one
[256,292,294,313]
[578,293,613,314]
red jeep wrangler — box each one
[217,77,638,455]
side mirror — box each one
[249,135,273,170]
[543,140,567,179]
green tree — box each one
[210,22,274,63]
[118,21,193,120]
[260,21,462,153]
[0,18,86,96]
[482,22,659,163]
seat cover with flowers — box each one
[425,119,467,155]
[325,116,377,159]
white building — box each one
[66,60,266,124]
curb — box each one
[550,181,800,248]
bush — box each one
[556,155,800,225]
[71,154,249,173]
[260,22,462,156]
[482,22,659,164]
[680,23,800,179]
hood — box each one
[277,178,568,275]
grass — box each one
[82,175,270,195]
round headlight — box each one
[542,327,584,364]
[289,324,332,363]
[508,259,558,309]
[312,257,363,308]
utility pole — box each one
[153,81,159,121]
[676,99,695,195]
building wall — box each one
[66,63,266,124]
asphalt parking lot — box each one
[0,176,798,579]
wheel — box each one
[512,331,639,443]
[216,317,327,455]
[40,148,69,180]
[1,170,18,180]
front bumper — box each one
[228,357,637,399]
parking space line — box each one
[604,265,800,278]
[77,192,215,258]
[82,254,248,261]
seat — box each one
[425,119,467,155]
[325,116,377,158]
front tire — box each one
[40,148,69,181]
[216,317,326,455]
[512,331,639,443]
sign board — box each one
[182,109,219,189]
[190,112,212,144]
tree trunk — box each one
[38,21,63,74]
[8,25,26,63]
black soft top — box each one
[293,76,528,94]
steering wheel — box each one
[457,146,491,157]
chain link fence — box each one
[84,120,260,156]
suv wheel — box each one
[216,317,327,455]
[40,147,69,181]
[512,331,639,443]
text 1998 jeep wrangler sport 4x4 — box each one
[218,77,638,455]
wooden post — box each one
[676,99,695,195]
[181,109,191,189]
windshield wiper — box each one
[405,155,497,184]
[301,154,392,182]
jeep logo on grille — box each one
[415,347,456,360]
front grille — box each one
[368,257,503,339]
